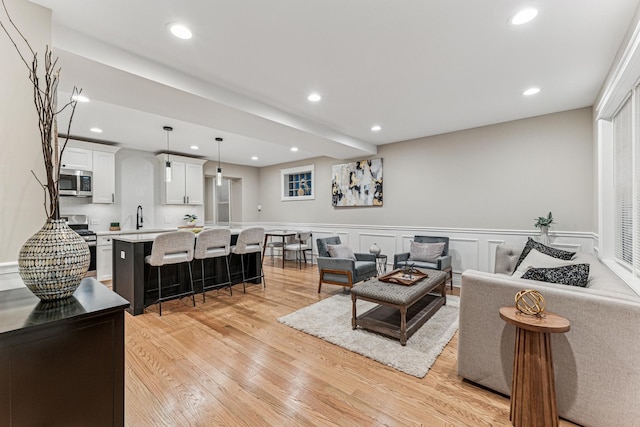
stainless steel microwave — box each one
[59,169,93,197]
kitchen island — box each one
[112,230,260,315]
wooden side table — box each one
[499,307,570,427]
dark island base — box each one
[113,234,261,315]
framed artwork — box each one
[332,158,383,207]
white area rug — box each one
[278,293,459,378]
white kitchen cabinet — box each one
[92,150,116,203]
[157,154,206,205]
[165,161,187,204]
[97,235,118,281]
[61,147,93,170]
[185,162,204,204]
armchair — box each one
[393,236,453,289]
[316,236,377,293]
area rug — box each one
[277,293,459,378]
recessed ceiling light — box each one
[251,156,258,161]
[89,127,102,133]
[371,125,382,132]
[307,93,322,102]
[290,147,299,152]
[168,23,192,40]
[73,94,89,103]
[190,145,199,150]
[511,8,538,25]
[523,87,541,96]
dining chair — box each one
[144,231,196,315]
[231,227,265,292]
[266,233,285,264]
[194,228,232,301]
[283,231,313,269]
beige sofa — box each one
[458,244,640,427]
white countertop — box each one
[96,228,177,236]
[111,227,245,243]
[113,233,166,243]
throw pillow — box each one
[327,244,356,260]
[512,249,575,278]
[409,241,445,263]
[513,237,576,272]
[521,264,590,287]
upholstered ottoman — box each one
[351,269,447,345]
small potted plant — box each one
[183,214,198,227]
[534,212,554,245]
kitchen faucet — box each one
[136,205,143,230]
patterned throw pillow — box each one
[521,264,590,287]
[514,238,575,272]
[512,249,575,278]
[327,244,356,260]
[409,241,445,263]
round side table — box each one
[499,307,570,427]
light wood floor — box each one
[120,261,579,426]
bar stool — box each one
[231,227,265,293]
[283,231,312,269]
[144,231,196,316]
[194,228,232,301]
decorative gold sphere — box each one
[515,289,546,316]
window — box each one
[281,165,314,201]
[613,95,633,266]
[596,19,640,293]
[608,87,640,285]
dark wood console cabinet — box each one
[0,278,129,427]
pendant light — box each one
[216,137,223,186]
[163,126,173,182]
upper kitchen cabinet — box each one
[60,146,93,170]
[64,141,121,203]
[92,150,116,203]
[156,154,206,205]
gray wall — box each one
[258,107,594,232]
[0,0,52,262]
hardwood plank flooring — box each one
[119,261,579,426]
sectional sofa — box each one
[458,244,640,427]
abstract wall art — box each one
[331,158,383,207]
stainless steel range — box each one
[62,214,97,277]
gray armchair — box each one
[316,236,377,293]
[393,235,453,289]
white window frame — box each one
[594,15,640,296]
[280,164,315,201]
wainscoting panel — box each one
[257,223,598,288]
[551,242,582,252]
[449,238,480,272]
[358,233,395,260]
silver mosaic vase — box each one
[18,218,90,301]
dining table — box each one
[262,230,297,268]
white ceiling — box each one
[28,0,640,166]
